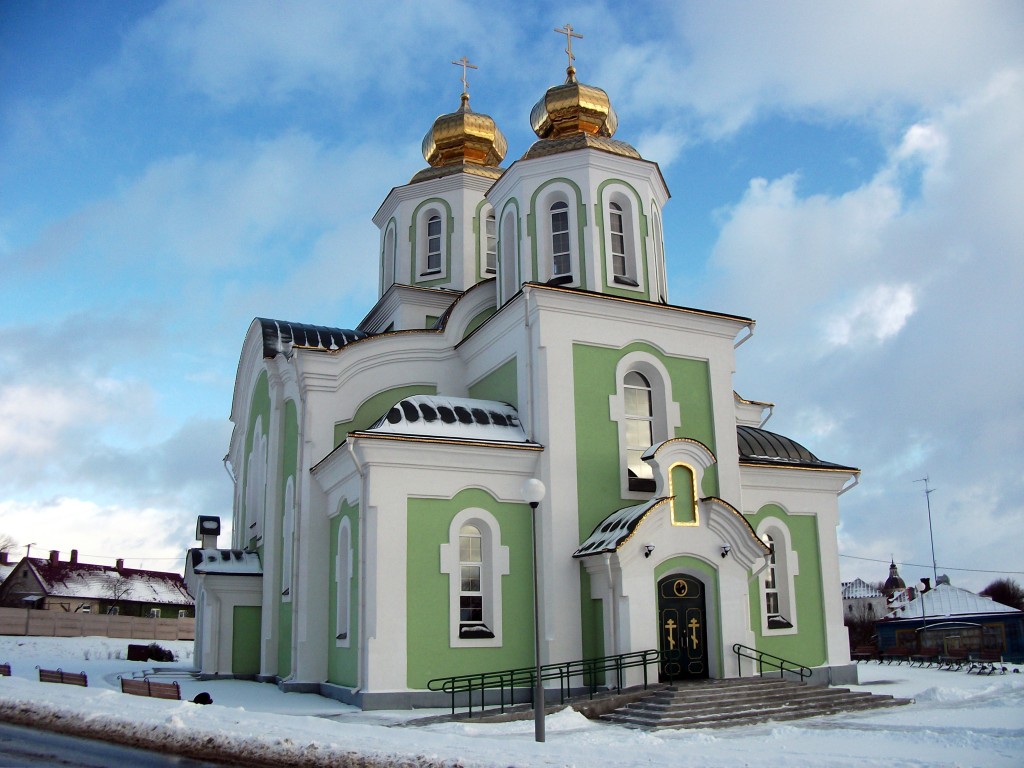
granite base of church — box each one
[772,663,859,687]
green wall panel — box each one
[744,504,828,667]
[327,501,360,686]
[406,488,535,688]
[467,358,518,409]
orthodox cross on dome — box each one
[554,23,582,79]
[451,56,478,99]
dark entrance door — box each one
[658,574,709,681]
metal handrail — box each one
[427,648,662,717]
[732,643,811,681]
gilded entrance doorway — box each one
[658,574,709,681]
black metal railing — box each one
[732,643,811,681]
[427,648,662,717]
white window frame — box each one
[439,508,509,648]
[756,518,799,635]
[482,208,497,275]
[335,516,353,646]
[382,222,397,290]
[604,189,643,290]
[178,609,189,619]
[281,475,295,602]
[417,206,447,279]
[609,352,682,498]
[245,417,268,543]
[499,208,519,302]
[148,608,161,619]
[536,187,580,285]
[550,201,571,278]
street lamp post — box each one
[521,478,547,744]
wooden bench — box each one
[119,676,182,700]
[938,647,970,670]
[38,668,87,686]
[880,647,914,665]
[851,645,879,662]
[910,647,940,667]
[0,662,10,676]
[967,650,1005,675]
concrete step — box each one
[600,678,910,730]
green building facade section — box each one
[467,357,518,410]
[327,501,360,686]
[232,605,263,676]
[744,504,828,667]
[655,556,724,678]
[572,342,718,658]
[333,384,438,447]
[243,371,271,551]
[406,488,535,688]
[276,398,299,678]
[461,306,497,341]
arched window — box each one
[610,202,626,278]
[245,417,267,545]
[624,371,655,491]
[426,215,442,273]
[757,520,799,633]
[610,354,682,497]
[440,508,509,647]
[281,476,295,600]
[335,517,352,644]
[500,210,518,301]
[459,524,483,628]
[484,211,496,274]
[382,224,396,290]
[550,201,571,277]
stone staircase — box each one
[600,676,911,730]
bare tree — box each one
[980,578,1024,611]
[0,534,16,555]
[105,574,134,614]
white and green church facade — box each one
[185,63,859,708]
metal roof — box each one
[188,549,263,576]
[258,318,369,359]
[737,425,856,471]
[573,498,670,558]
[883,583,1021,619]
[366,396,532,443]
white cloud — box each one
[824,284,917,348]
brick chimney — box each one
[49,550,59,567]
[70,549,78,565]
[116,558,124,573]
[0,551,8,566]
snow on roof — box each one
[26,559,192,605]
[842,578,884,599]
[573,498,670,558]
[365,396,533,443]
[883,582,1021,620]
[188,549,263,576]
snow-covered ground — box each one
[0,636,1022,767]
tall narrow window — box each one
[764,535,779,616]
[761,530,795,630]
[624,371,655,491]
[550,201,571,276]
[336,518,352,644]
[484,212,497,274]
[459,524,485,632]
[610,202,626,278]
[426,215,442,272]
[281,477,295,600]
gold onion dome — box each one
[411,93,508,183]
[524,66,640,161]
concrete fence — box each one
[0,607,194,641]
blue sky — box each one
[1,1,1022,592]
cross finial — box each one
[554,23,583,79]
[452,56,478,99]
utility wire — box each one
[840,553,1024,576]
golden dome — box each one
[524,67,639,161]
[413,94,507,183]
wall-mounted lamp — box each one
[720,544,731,558]
[643,545,655,559]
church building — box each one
[185,39,860,708]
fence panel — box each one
[0,607,194,640]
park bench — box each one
[966,650,1005,675]
[938,648,969,670]
[38,668,87,686]
[0,662,10,676]
[851,645,879,662]
[910,647,940,667]
[119,676,182,700]
[880,647,914,664]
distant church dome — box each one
[523,64,640,161]
[883,559,906,596]
[411,92,507,183]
